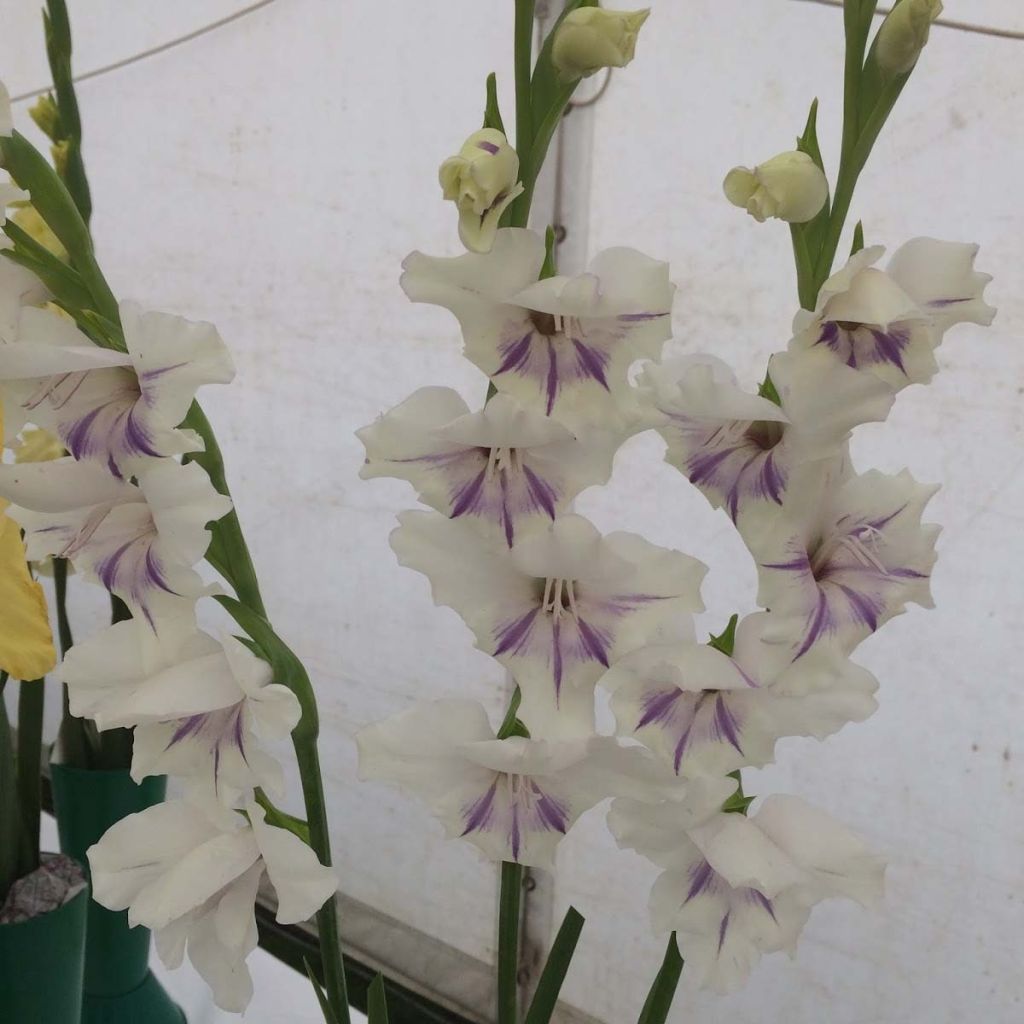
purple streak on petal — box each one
[888,567,927,579]
[837,583,880,631]
[62,406,104,460]
[687,446,735,487]
[746,888,777,921]
[673,725,694,773]
[636,687,681,729]
[545,338,558,415]
[576,618,611,667]
[552,617,564,701]
[450,468,486,518]
[533,786,570,833]
[617,312,666,322]
[461,780,498,835]
[571,339,610,390]
[494,607,539,657]
[795,588,832,659]
[496,332,534,376]
[929,297,969,307]
[498,469,515,548]
[817,321,840,351]
[763,555,811,573]
[761,452,786,504]
[870,328,908,373]
[717,911,731,953]
[522,465,558,520]
[685,859,716,903]
[510,804,522,861]
[864,505,906,532]
[711,694,744,754]
[167,713,207,747]
[476,140,500,155]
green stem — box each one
[637,933,683,1024]
[498,861,524,1024]
[52,556,92,767]
[296,740,351,1024]
[184,403,268,618]
[16,679,44,876]
[513,0,536,174]
[812,79,906,290]
[0,673,22,901]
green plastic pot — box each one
[50,763,184,1023]
[0,873,88,1024]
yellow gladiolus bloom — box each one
[0,496,56,680]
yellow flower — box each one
[0,497,56,680]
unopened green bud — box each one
[51,139,71,178]
[551,8,650,83]
[29,94,61,141]
[875,0,943,76]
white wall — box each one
[2,2,1022,1022]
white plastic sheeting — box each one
[1,2,1021,1022]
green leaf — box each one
[524,906,585,1024]
[757,373,782,407]
[1,222,91,309]
[851,220,865,255]
[637,933,683,1024]
[707,614,739,657]
[790,98,831,309]
[303,957,339,1024]
[496,686,530,740]
[0,132,116,323]
[722,769,755,816]
[483,73,506,135]
[367,974,390,1024]
[540,225,558,280]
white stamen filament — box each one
[811,525,888,576]
[486,446,519,477]
[553,313,564,334]
[542,576,579,620]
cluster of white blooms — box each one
[0,86,336,1011]
[357,137,995,985]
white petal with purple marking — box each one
[401,228,674,430]
[750,466,939,659]
[391,512,705,736]
[359,387,618,545]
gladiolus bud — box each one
[874,0,943,76]
[439,128,524,254]
[723,151,829,224]
[29,94,61,141]
[551,8,650,82]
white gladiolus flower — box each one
[0,302,234,475]
[391,511,706,734]
[401,228,674,430]
[790,239,994,389]
[638,349,893,521]
[748,463,939,659]
[609,794,884,991]
[874,0,943,76]
[600,611,878,777]
[88,800,337,1012]
[723,152,828,224]
[0,457,231,626]
[439,128,524,254]
[357,697,704,869]
[551,8,650,82]
[358,387,619,546]
[60,617,300,804]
